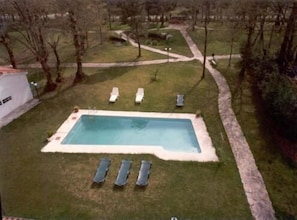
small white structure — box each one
[109,87,119,103]
[0,66,33,120]
[135,88,144,103]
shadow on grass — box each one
[112,185,126,191]
[90,182,105,189]
[134,185,147,192]
[178,76,204,97]
[85,66,133,84]
[250,84,295,166]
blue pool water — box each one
[62,115,201,153]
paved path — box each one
[117,24,276,219]
[174,25,276,220]
[14,25,276,220]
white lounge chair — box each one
[135,88,144,103]
[109,87,119,103]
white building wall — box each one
[0,73,33,119]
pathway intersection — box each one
[16,25,275,220]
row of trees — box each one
[0,0,296,91]
[228,1,297,160]
[0,0,107,91]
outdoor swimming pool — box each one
[62,115,201,153]
[42,110,218,161]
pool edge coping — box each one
[41,110,219,162]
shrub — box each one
[109,35,126,43]
[73,105,79,113]
[250,56,297,141]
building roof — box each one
[0,66,27,76]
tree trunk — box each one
[69,10,86,83]
[74,57,85,83]
[278,2,297,73]
[191,8,198,31]
[73,35,85,83]
[228,36,234,67]
[99,26,103,45]
[133,20,141,58]
[107,7,112,30]
[1,35,17,68]
[40,58,57,92]
[136,29,141,57]
[53,47,62,82]
[137,40,141,58]
[160,12,165,27]
[201,17,208,80]
[48,38,63,83]
[259,16,266,51]
[268,24,275,50]
[294,46,297,65]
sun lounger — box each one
[176,94,184,107]
[136,160,152,187]
[114,160,132,186]
[109,87,119,103]
[135,88,144,103]
[93,158,111,184]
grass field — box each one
[0,61,253,219]
[1,22,296,219]
[188,22,285,56]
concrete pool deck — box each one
[41,110,219,162]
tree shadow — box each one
[84,66,132,85]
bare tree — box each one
[183,0,200,31]
[159,0,177,27]
[47,33,63,82]
[201,0,210,80]
[145,0,160,24]
[116,0,146,57]
[0,20,17,68]
[11,0,57,92]
[91,0,108,45]
[278,1,297,74]
[0,4,17,68]
[56,0,96,84]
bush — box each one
[148,32,167,41]
[109,35,126,43]
[250,56,297,141]
[151,40,158,46]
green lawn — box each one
[188,22,284,56]
[141,29,194,58]
[216,59,297,219]
[187,26,243,56]
[0,30,167,67]
[2,21,295,219]
[0,61,253,219]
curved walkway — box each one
[17,25,275,219]
[117,25,276,219]
[175,25,276,220]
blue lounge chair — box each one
[176,94,184,107]
[114,160,132,186]
[93,158,111,184]
[136,160,152,187]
